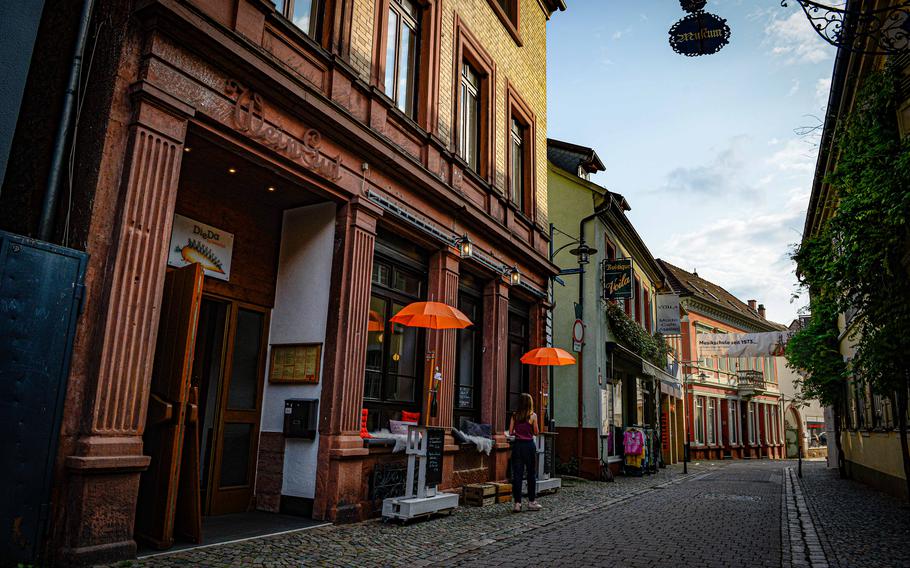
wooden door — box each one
[136,263,204,549]
[206,302,269,515]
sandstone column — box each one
[62,84,193,564]
[313,196,382,522]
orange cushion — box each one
[401,410,420,423]
[360,408,371,439]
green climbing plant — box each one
[605,302,673,368]
[789,64,910,494]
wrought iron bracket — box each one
[781,0,910,55]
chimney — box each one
[748,299,757,310]
[758,304,766,319]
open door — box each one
[136,263,204,549]
[206,303,269,515]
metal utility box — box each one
[283,399,318,439]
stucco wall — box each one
[260,202,336,499]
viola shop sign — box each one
[655,294,681,335]
[225,80,342,181]
[602,258,634,300]
[168,214,234,281]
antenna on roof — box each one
[693,267,699,278]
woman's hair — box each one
[514,393,534,423]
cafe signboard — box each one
[602,258,634,301]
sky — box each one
[546,0,837,325]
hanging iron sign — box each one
[669,11,731,57]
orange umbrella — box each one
[389,301,473,329]
[367,310,383,332]
[520,347,576,366]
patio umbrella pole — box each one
[425,351,436,426]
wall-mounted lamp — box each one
[507,265,521,287]
[455,234,473,259]
[569,242,598,266]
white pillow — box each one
[389,420,416,435]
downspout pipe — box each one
[575,202,607,467]
[37,0,96,242]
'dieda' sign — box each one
[602,258,633,300]
[167,214,234,281]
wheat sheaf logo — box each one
[175,238,225,274]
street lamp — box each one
[454,233,473,259]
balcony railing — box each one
[737,370,767,391]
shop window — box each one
[363,255,426,431]
[506,301,530,428]
[486,0,521,45]
[707,398,716,445]
[383,0,420,117]
[694,397,705,445]
[454,289,483,428]
[275,0,323,38]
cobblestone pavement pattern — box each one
[799,460,910,568]
[112,460,910,568]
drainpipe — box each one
[575,203,606,467]
[37,0,96,242]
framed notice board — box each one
[269,343,322,384]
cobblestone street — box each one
[116,459,910,568]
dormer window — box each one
[577,165,589,180]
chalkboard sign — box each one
[425,427,444,486]
[543,438,554,476]
[456,386,472,409]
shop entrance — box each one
[136,130,330,550]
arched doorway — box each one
[784,406,801,458]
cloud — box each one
[764,10,833,64]
[767,138,817,173]
[660,204,809,324]
[660,136,753,196]
[787,79,800,97]
[815,77,832,107]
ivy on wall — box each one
[789,64,910,488]
[605,302,672,368]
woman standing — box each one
[509,393,541,512]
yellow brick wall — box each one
[349,0,552,224]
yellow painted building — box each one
[802,0,909,499]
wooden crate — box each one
[463,483,495,500]
[496,494,512,504]
[490,482,512,496]
[464,495,496,507]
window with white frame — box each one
[694,396,705,445]
[763,404,770,444]
[384,0,421,117]
[459,62,481,172]
[729,400,739,445]
[746,402,755,446]
[707,398,716,445]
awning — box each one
[608,341,683,398]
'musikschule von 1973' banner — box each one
[696,331,794,358]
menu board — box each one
[425,427,444,486]
[543,436,554,476]
[269,343,321,384]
